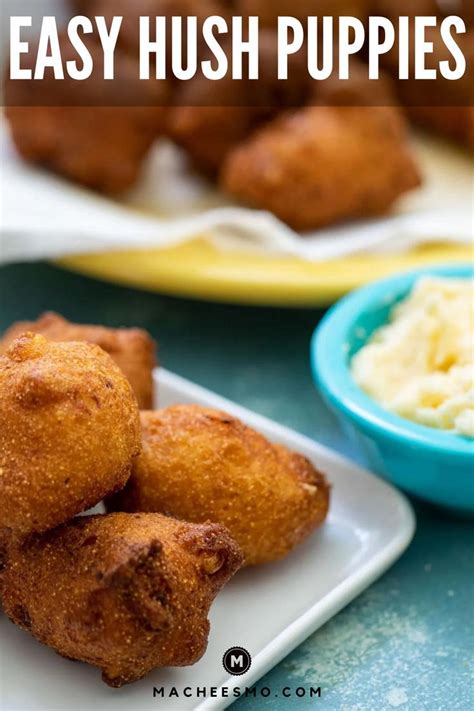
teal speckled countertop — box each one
[1,263,472,711]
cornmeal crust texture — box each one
[107,405,330,565]
[0,512,243,687]
[221,105,421,231]
[1,313,157,409]
[0,334,141,535]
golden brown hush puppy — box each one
[1,312,157,409]
[0,334,141,535]
[168,101,262,177]
[221,105,421,231]
[167,30,309,177]
[107,405,330,566]
[5,106,161,194]
[0,512,243,686]
[5,32,167,193]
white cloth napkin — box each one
[1,120,472,265]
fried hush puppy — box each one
[0,334,141,535]
[168,93,262,177]
[0,312,156,409]
[107,405,330,566]
[168,30,309,176]
[5,33,168,193]
[0,512,243,686]
[5,105,163,193]
[221,105,421,231]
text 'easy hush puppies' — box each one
[0,512,243,687]
[0,334,141,535]
[107,405,330,565]
[0,312,157,409]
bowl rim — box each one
[311,263,474,459]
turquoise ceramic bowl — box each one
[311,264,474,515]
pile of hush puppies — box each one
[6,3,474,231]
[0,312,330,688]
[3,1,424,231]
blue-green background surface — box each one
[1,263,472,711]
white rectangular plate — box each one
[0,369,415,711]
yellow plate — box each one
[57,238,473,307]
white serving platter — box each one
[0,369,415,711]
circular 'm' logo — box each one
[222,647,252,676]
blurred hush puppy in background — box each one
[168,29,310,177]
[221,105,421,231]
[4,32,168,193]
[0,512,243,687]
[0,312,157,409]
[0,334,141,535]
[107,405,330,565]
